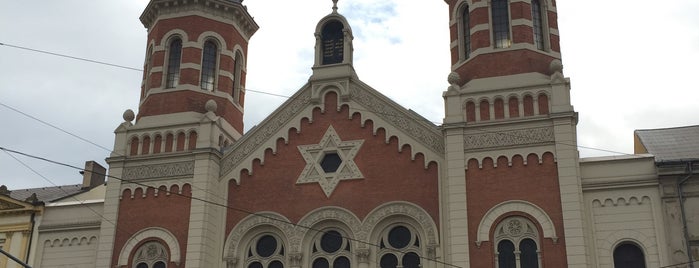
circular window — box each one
[333,256,350,268]
[247,262,263,268]
[388,226,412,249]
[268,260,284,268]
[320,230,343,253]
[256,235,278,258]
[402,252,421,268]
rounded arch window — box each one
[310,229,352,268]
[200,39,219,91]
[613,243,646,268]
[132,241,169,268]
[246,234,286,268]
[321,20,344,65]
[378,225,421,268]
[494,216,540,268]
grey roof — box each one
[635,125,699,162]
[9,184,86,203]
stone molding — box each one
[117,227,181,266]
[123,161,194,180]
[349,85,444,154]
[476,200,557,246]
[223,202,438,263]
[464,127,554,150]
[43,235,98,248]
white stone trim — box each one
[476,200,557,244]
[224,212,294,260]
[597,230,657,266]
[117,227,181,266]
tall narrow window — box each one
[491,0,511,48]
[201,40,218,90]
[497,240,516,268]
[233,51,243,102]
[531,0,545,50]
[520,239,539,268]
[166,38,182,88]
[321,20,344,65]
[613,243,647,268]
[462,5,471,59]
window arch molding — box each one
[476,200,556,245]
[597,230,657,267]
[117,227,181,266]
[162,34,185,89]
[199,37,222,91]
[224,212,294,265]
[132,241,169,268]
[493,216,542,268]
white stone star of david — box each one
[296,125,364,197]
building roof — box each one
[8,184,87,203]
[634,125,699,162]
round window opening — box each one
[320,230,343,253]
[388,226,412,249]
[256,235,277,258]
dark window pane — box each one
[136,263,148,268]
[248,262,263,268]
[520,239,539,268]
[402,252,421,268]
[201,40,218,90]
[320,153,342,173]
[312,258,329,268]
[333,256,351,268]
[380,254,398,268]
[531,0,544,50]
[613,243,646,268]
[269,260,284,268]
[320,230,343,253]
[256,235,278,258]
[491,0,511,48]
[153,261,166,268]
[321,21,344,65]
[166,39,182,88]
[498,240,516,268]
[462,5,471,58]
[388,226,411,249]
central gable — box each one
[219,80,444,183]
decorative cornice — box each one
[220,90,312,176]
[464,127,554,150]
[349,85,444,154]
[38,220,102,232]
[123,161,194,180]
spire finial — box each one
[332,0,338,13]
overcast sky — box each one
[1,0,698,190]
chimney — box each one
[82,161,106,189]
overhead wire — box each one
[0,146,461,268]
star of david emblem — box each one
[296,125,364,197]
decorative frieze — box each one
[122,161,194,180]
[463,127,554,150]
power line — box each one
[0,42,142,72]
[0,146,461,268]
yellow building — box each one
[0,186,42,268]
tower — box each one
[96,1,258,267]
[440,0,589,267]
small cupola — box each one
[310,0,357,81]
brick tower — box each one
[441,0,589,267]
[96,0,258,267]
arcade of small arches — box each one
[467,152,555,170]
[224,203,438,268]
[120,183,191,200]
[128,130,198,156]
[143,30,246,100]
[464,92,550,123]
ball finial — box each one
[205,99,218,113]
[123,109,135,122]
[549,59,563,74]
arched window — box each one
[378,225,421,268]
[461,4,471,59]
[233,51,244,102]
[491,0,511,48]
[613,243,646,268]
[245,234,286,268]
[494,217,541,268]
[310,230,351,268]
[143,44,153,97]
[531,0,545,50]
[132,241,168,268]
[165,38,182,88]
[201,40,218,90]
[321,21,344,65]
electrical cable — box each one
[0,146,461,268]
